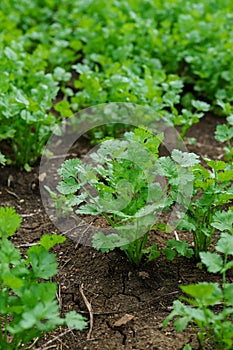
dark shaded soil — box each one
[0,114,230,350]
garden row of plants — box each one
[2,123,233,348]
[1,0,233,168]
[0,0,233,349]
[53,125,233,350]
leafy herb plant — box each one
[163,216,233,349]
[0,206,86,350]
[0,153,5,166]
[2,0,233,167]
[176,159,233,259]
[56,127,164,265]
[215,115,233,161]
[56,127,199,265]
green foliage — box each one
[0,207,86,349]
[0,207,22,237]
[215,115,233,161]
[211,209,233,234]
[176,159,233,259]
[164,232,233,349]
[164,239,194,261]
[56,127,199,265]
[1,0,233,165]
[0,153,6,165]
[56,127,165,265]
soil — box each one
[0,114,231,350]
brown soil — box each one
[0,114,230,350]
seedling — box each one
[215,115,233,161]
[0,153,6,165]
[176,159,233,259]
[170,99,210,138]
[0,207,86,349]
[163,222,233,349]
[56,127,199,265]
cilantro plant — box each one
[211,208,233,235]
[3,0,233,167]
[215,115,233,161]
[176,159,233,259]
[163,226,233,350]
[56,127,165,265]
[0,153,6,166]
[0,207,86,350]
[170,99,210,138]
[56,127,199,265]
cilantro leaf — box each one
[171,150,200,167]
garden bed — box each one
[0,114,230,350]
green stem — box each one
[102,212,115,227]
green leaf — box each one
[215,124,233,142]
[163,247,176,260]
[21,283,57,307]
[57,158,82,179]
[57,177,80,194]
[181,283,222,306]
[176,217,196,232]
[158,156,177,177]
[54,67,71,82]
[27,246,58,279]
[76,203,103,215]
[144,243,160,261]
[40,234,66,251]
[0,207,22,237]
[166,239,193,258]
[4,46,17,60]
[218,170,233,182]
[216,234,233,256]
[54,100,73,117]
[174,316,193,332]
[2,275,24,290]
[199,252,223,273]
[211,210,233,233]
[65,311,87,330]
[205,159,226,171]
[171,150,199,167]
[0,237,21,265]
[183,345,192,350]
[18,300,61,331]
[224,284,233,305]
[0,153,6,165]
[227,115,233,126]
[191,100,210,111]
[163,300,191,331]
[92,231,128,252]
[72,63,92,75]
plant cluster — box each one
[176,159,233,259]
[55,126,233,265]
[0,207,86,349]
[1,0,233,165]
[164,209,233,349]
[1,1,233,348]
[55,126,233,346]
[55,127,199,265]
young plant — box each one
[163,227,233,350]
[211,208,233,235]
[0,206,86,350]
[56,127,165,265]
[0,153,6,165]
[56,127,199,265]
[215,115,233,161]
[169,99,210,138]
[176,159,233,259]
